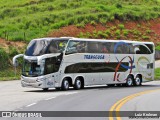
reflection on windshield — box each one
[25,39,68,56]
[22,60,44,77]
[47,40,68,53]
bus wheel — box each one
[42,88,49,91]
[61,78,69,90]
[126,75,133,87]
[74,77,82,90]
[134,75,142,86]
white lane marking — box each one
[45,92,78,100]
[26,103,37,107]
[64,92,78,95]
[45,97,56,100]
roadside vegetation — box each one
[0,0,160,80]
[78,25,152,41]
[155,68,160,80]
[0,0,160,41]
[0,47,23,80]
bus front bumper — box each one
[21,80,43,88]
[21,76,45,88]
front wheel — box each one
[61,79,70,91]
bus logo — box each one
[84,55,105,59]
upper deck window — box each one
[134,44,153,54]
[25,39,68,56]
[65,40,132,54]
[46,40,68,54]
[66,40,154,55]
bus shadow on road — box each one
[24,85,109,93]
[23,84,160,93]
[96,84,160,90]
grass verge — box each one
[0,68,21,81]
[155,68,160,80]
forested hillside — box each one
[0,0,160,80]
[0,0,160,41]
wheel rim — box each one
[127,78,133,86]
[76,79,81,89]
[64,80,69,89]
[135,77,141,85]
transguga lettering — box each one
[84,55,105,59]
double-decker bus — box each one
[13,38,155,90]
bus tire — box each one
[134,75,142,86]
[74,77,82,90]
[126,75,133,87]
[61,78,70,91]
[42,88,49,91]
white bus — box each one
[13,38,155,90]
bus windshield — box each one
[25,39,68,56]
[22,60,44,77]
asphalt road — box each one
[1,81,160,120]
[0,60,160,120]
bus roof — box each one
[70,38,154,45]
[30,37,154,45]
[31,37,73,41]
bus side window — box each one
[128,44,134,54]
[116,45,123,54]
[66,41,79,55]
[109,43,115,54]
[145,44,153,54]
[122,44,130,54]
[44,58,59,75]
[87,42,99,53]
[47,41,58,53]
[98,42,109,53]
[135,45,152,54]
[76,41,87,53]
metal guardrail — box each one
[155,50,160,60]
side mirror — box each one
[14,60,19,67]
[13,54,24,67]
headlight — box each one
[36,77,45,82]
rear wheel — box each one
[126,75,133,87]
[61,78,70,91]
[134,75,142,86]
[74,77,82,90]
